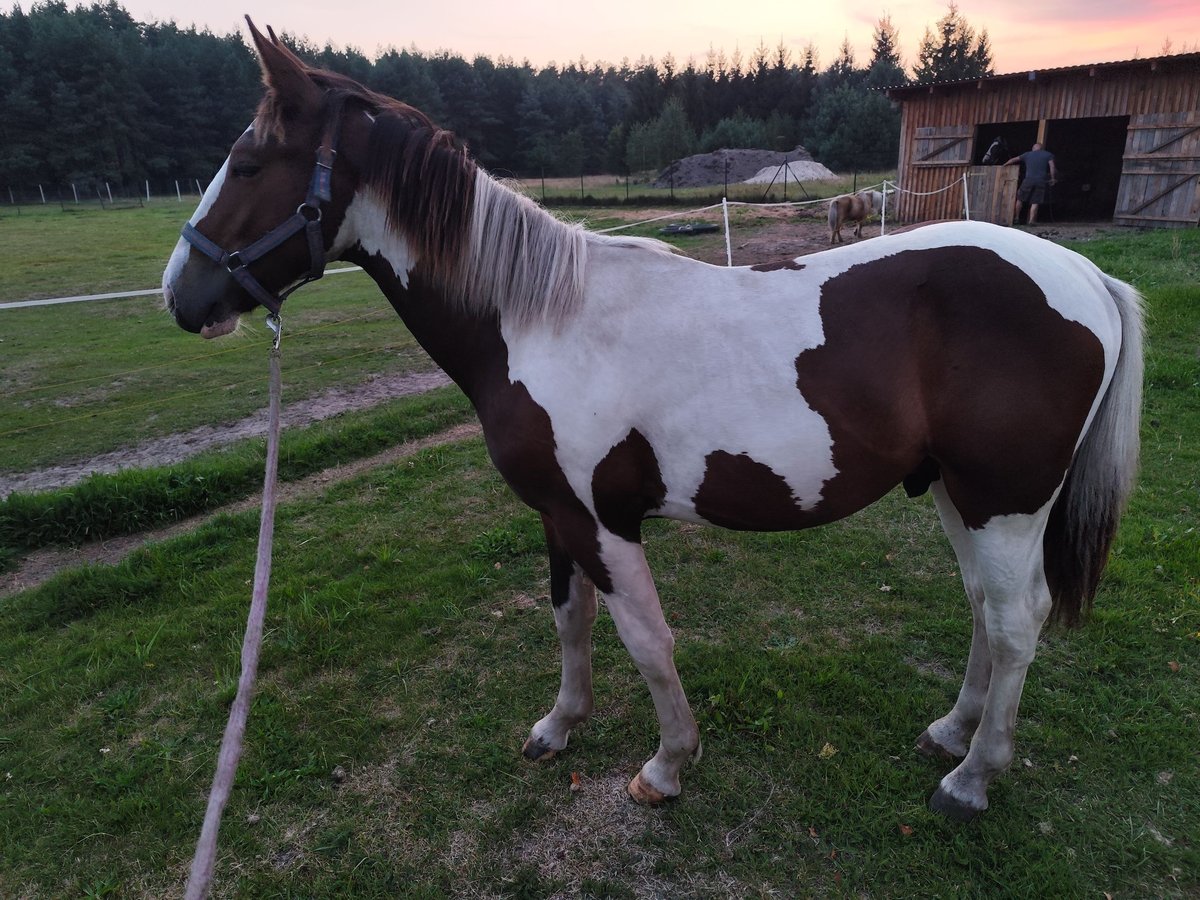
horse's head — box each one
[163,19,369,337]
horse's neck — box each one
[350,249,509,401]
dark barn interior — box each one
[974,116,1129,221]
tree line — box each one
[0,1,994,193]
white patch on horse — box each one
[502,243,840,526]
[333,191,418,287]
[162,154,231,294]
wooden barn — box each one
[884,52,1200,227]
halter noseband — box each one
[180,94,348,316]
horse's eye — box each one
[231,164,262,179]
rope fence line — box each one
[592,173,968,252]
[0,265,365,311]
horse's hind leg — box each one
[918,481,991,759]
[522,514,598,761]
[598,531,700,803]
[927,499,1055,821]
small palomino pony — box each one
[828,189,884,244]
[163,21,1144,822]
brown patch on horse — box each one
[750,260,806,273]
[364,113,476,288]
[591,430,667,542]
[245,23,475,288]
[693,451,817,530]
[795,246,1105,529]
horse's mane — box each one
[257,65,672,329]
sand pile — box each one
[744,159,837,184]
[652,146,829,189]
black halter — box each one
[180,94,348,316]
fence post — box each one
[195,179,202,195]
[722,197,732,267]
[881,181,889,236]
[146,180,151,202]
[38,184,45,204]
[105,182,113,204]
[962,174,970,221]
[175,180,182,202]
[72,183,79,203]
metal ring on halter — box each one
[297,203,322,222]
[266,313,282,350]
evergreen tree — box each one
[0,2,912,189]
[913,2,994,83]
[866,15,908,88]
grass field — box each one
[0,202,1197,896]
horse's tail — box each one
[1043,273,1144,626]
[827,199,839,231]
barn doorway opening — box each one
[1043,116,1129,220]
[973,121,1038,165]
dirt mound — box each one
[744,159,837,184]
[652,146,822,189]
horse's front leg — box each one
[597,532,700,803]
[522,514,598,761]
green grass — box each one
[0,201,195,301]
[0,386,474,553]
[0,227,1197,896]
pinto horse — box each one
[163,21,1144,822]
[828,189,884,243]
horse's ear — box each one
[245,16,320,117]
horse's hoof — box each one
[627,772,671,805]
[928,786,986,822]
[521,736,559,762]
[915,728,963,761]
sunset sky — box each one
[104,1,1200,74]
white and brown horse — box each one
[828,189,884,243]
[163,21,1144,822]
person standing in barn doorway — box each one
[1005,142,1058,226]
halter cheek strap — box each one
[181,93,347,316]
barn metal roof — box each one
[883,51,1200,98]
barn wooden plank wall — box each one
[888,55,1200,225]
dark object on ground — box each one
[660,222,720,236]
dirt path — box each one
[0,370,451,499]
[0,421,481,597]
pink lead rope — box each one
[185,315,283,899]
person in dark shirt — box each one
[1004,142,1058,225]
